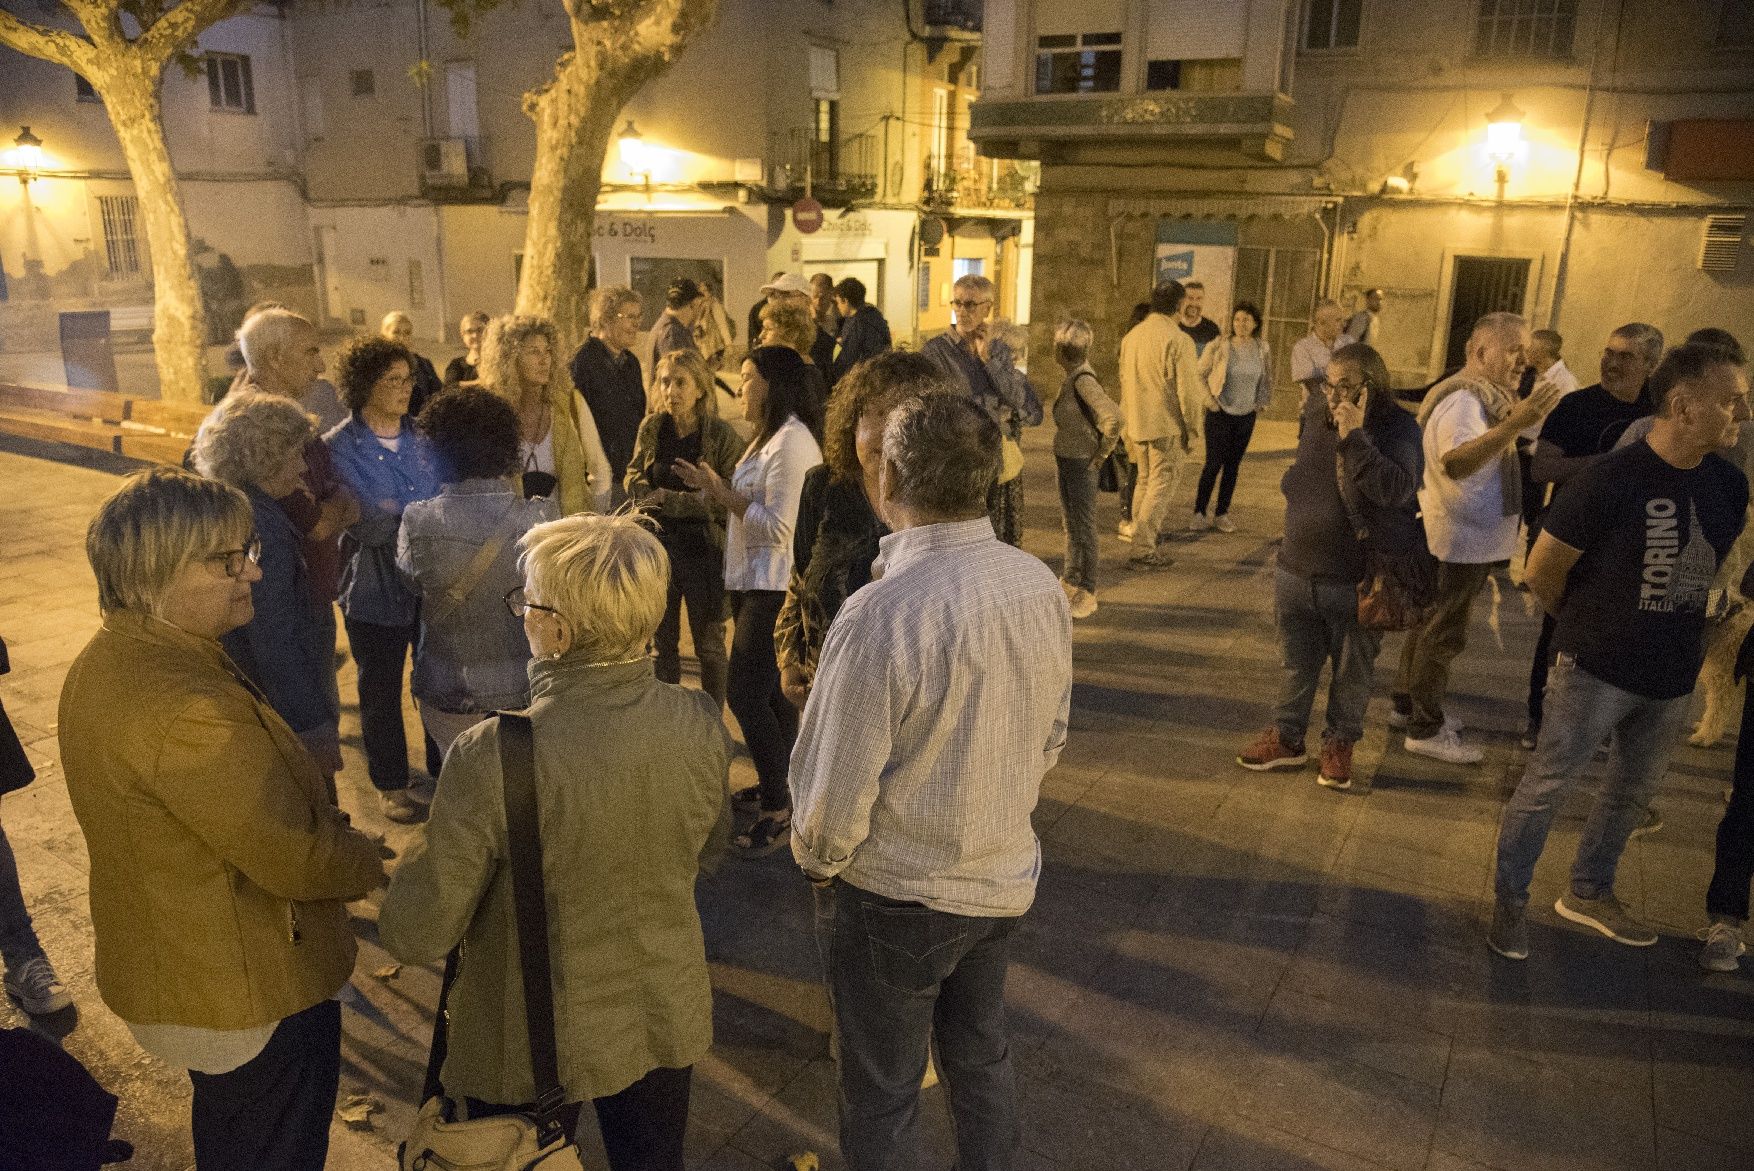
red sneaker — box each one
[1318,737,1354,790]
[1238,728,1308,771]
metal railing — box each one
[767,130,878,205]
[920,157,1037,211]
[923,0,981,31]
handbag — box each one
[398,713,586,1171]
[1097,445,1130,494]
[1355,539,1438,632]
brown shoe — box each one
[1317,737,1354,790]
[1238,728,1308,771]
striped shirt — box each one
[788,517,1072,917]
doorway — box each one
[1444,256,1530,372]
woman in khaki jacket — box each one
[58,467,387,1171]
[380,513,731,1171]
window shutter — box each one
[1699,214,1747,272]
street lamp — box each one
[1485,94,1525,196]
[11,125,43,185]
[617,119,652,195]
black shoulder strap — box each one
[496,712,568,1145]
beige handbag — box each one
[399,714,585,1171]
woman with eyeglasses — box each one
[326,335,444,823]
[1237,342,1423,791]
[674,346,823,854]
[193,389,344,795]
[59,467,387,1169]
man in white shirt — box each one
[1118,280,1204,566]
[1292,300,1347,405]
[1395,312,1562,764]
[790,393,1072,1171]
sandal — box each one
[735,812,792,856]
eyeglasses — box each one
[951,299,992,312]
[615,311,643,322]
[503,586,560,619]
[1325,377,1368,397]
[208,537,263,579]
[378,373,416,389]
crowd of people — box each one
[0,267,1751,1171]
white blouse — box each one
[723,415,823,592]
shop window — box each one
[206,53,256,114]
[1304,0,1363,50]
[1034,32,1122,95]
[1474,0,1576,59]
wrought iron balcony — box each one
[766,130,878,206]
[921,156,1038,212]
[923,0,981,32]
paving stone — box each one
[1193,1115,1401,1170]
[1433,1045,1657,1171]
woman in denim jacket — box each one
[399,387,555,756]
[325,335,443,823]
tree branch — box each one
[136,0,251,64]
[0,7,97,72]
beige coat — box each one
[379,656,732,1104]
[1118,312,1205,445]
[58,611,385,1030]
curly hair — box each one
[417,387,522,481]
[478,314,565,406]
[759,301,817,357]
[334,335,416,412]
[822,351,955,483]
[193,389,316,489]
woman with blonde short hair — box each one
[760,301,830,416]
[479,314,614,515]
[625,350,744,706]
[60,466,385,1169]
[380,513,730,1171]
[194,389,343,781]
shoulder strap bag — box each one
[399,712,585,1171]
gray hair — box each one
[1469,310,1528,349]
[237,308,314,373]
[881,394,1000,519]
[952,273,995,300]
[1054,318,1093,365]
[86,466,253,617]
[589,286,641,332]
[1610,321,1665,368]
[193,390,315,490]
[518,513,669,662]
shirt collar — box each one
[872,516,994,577]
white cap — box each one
[759,273,812,296]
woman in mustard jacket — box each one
[59,467,386,1171]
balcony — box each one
[968,91,1295,162]
[923,0,981,32]
[766,129,878,207]
[921,157,1038,213]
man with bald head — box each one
[1291,299,1347,405]
[1394,312,1562,764]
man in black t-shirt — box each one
[1176,280,1221,357]
[1521,322,1665,744]
[1490,344,1751,961]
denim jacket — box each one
[324,415,443,627]
[397,479,555,713]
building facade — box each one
[971,0,1754,407]
[1,0,1033,381]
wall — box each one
[306,204,444,340]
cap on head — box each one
[760,273,813,297]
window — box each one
[1145,58,1242,91]
[75,73,101,102]
[1474,0,1577,59]
[1303,0,1363,50]
[351,69,376,98]
[1034,32,1122,95]
[814,97,840,178]
[205,53,255,114]
[98,195,142,278]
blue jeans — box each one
[1494,653,1691,905]
[814,879,1021,1171]
[0,816,45,970]
[1055,456,1098,592]
[1272,567,1382,746]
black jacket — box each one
[830,304,893,385]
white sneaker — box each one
[4,955,73,1015]
[1188,513,1211,532]
[1213,515,1237,533]
[1117,520,1135,541]
[1069,589,1098,620]
[1699,920,1746,972]
[1404,727,1484,765]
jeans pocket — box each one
[861,901,969,994]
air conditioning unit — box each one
[421,138,469,187]
[1699,214,1747,273]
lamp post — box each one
[11,125,44,185]
[1485,94,1525,199]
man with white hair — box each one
[1292,299,1347,405]
[791,393,1071,1171]
[1395,312,1561,764]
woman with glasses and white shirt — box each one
[675,345,823,854]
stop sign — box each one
[792,197,825,234]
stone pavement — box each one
[3,421,1753,1171]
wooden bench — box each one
[0,382,209,466]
